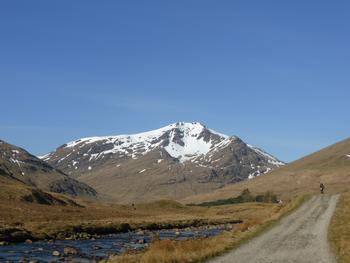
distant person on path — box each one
[320,183,325,194]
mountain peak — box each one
[160,122,229,140]
[42,122,283,172]
[167,121,206,129]
[46,122,231,164]
[41,123,285,202]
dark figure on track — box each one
[320,183,325,194]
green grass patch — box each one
[191,189,279,207]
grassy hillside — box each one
[0,177,78,205]
[183,138,350,203]
[329,193,350,263]
[0,140,97,197]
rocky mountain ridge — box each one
[41,122,284,202]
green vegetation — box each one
[193,189,278,207]
[21,189,81,206]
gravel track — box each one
[209,195,339,263]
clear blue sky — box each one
[1,1,349,162]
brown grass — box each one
[104,195,306,263]
[329,193,350,263]
[0,184,283,242]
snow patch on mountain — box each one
[247,144,284,167]
[37,153,50,160]
[42,122,232,163]
[163,123,231,162]
[248,166,272,180]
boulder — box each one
[93,245,102,250]
[63,246,79,255]
[25,239,33,244]
[52,250,60,257]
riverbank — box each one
[0,193,306,262]
[0,218,242,244]
[0,199,273,244]
[0,224,231,262]
[104,195,306,263]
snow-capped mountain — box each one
[42,122,231,164]
[41,122,284,202]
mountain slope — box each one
[0,140,97,197]
[42,122,284,202]
[184,137,350,204]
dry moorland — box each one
[0,177,285,243]
[329,192,350,263]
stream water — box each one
[0,226,226,262]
